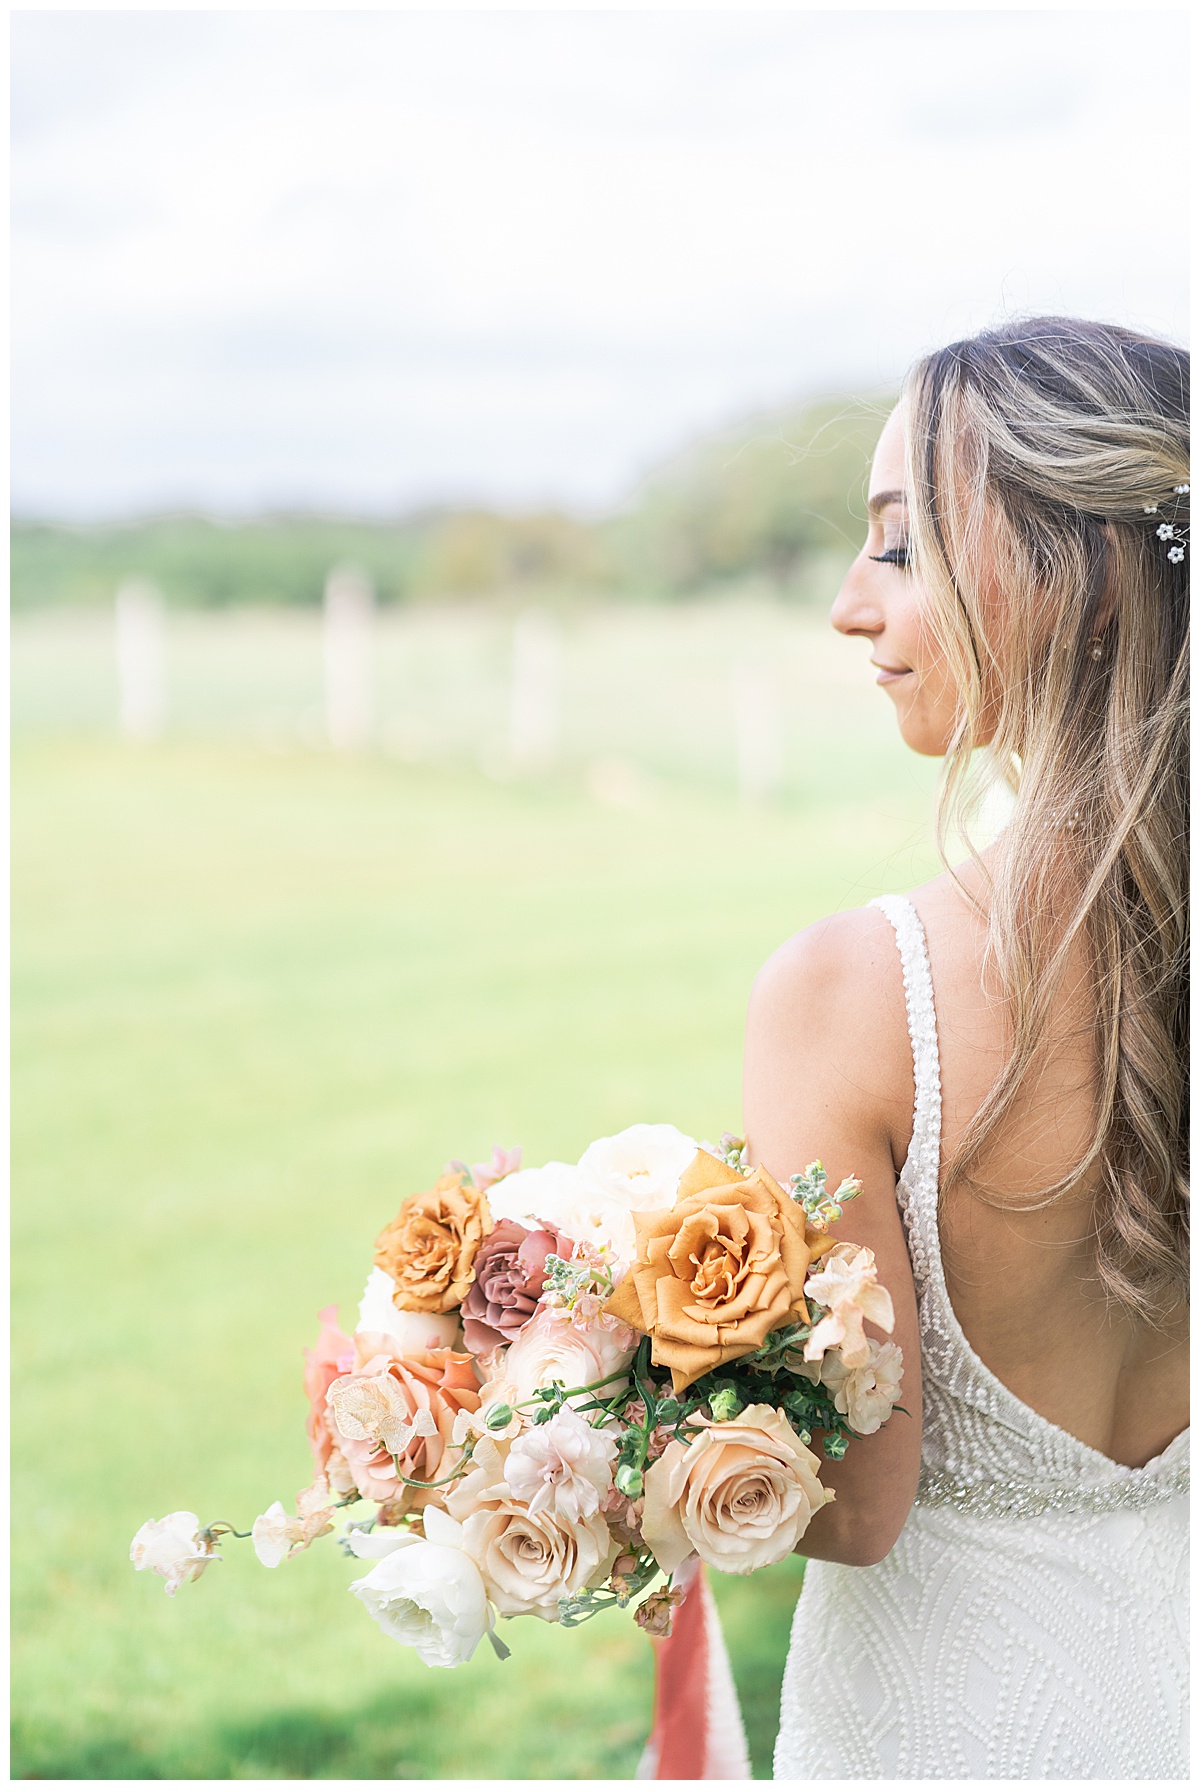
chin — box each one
[897,710,953,757]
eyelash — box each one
[869,546,911,569]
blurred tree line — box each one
[11,393,887,610]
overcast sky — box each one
[11,8,1189,521]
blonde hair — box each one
[902,316,1188,1319]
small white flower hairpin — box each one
[1143,483,1189,566]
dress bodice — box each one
[868,893,1190,1518]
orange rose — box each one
[374,1172,493,1313]
[603,1150,836,1393]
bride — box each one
[744,317,1188,1779]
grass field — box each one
[12,605,942,1778]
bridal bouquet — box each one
[131,1125,902,1668]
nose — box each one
[830,553,884,640]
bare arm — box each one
[742,906,923,1566]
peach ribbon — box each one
[637,1558,752,1780]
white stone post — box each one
[509,608,562,773]
[733,660,784,806]
[324,565,375,750]
[115,579,167,739]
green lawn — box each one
[12,613,941,1778]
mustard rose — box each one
[603,1149,835,1393]
[641,1404,833,1575]
[374,1172,493,1314]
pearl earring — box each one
[1088,637,1104,661]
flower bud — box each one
[615,1463,644,1498]
[708,1387,743,1422]
[485,1403,514,1430]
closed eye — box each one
[869,546,911,569]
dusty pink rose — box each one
[326,1348,481,1512]
[460,1217,571,1352]
[303,1306,355,1472]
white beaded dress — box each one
[774,895,1189,1781]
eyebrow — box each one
[867,489,906,518]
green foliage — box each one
[607,393,890,596]
[10,392,889,611]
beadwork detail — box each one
[774,894,1189,1781]
[916,1461,1189,1520]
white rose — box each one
[348,1506,493,1669]
[818,1339,904,1436]
[485,1161,586,1230]
[577,1123,697,1212]
[484,1159,639,1260]
[546,1192,638,1260]
[357,1267,463,1352]
[129,1511,218,1596]
[503,1405,618,1523]
[501,1306,636,1413]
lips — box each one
[871,662,912,686]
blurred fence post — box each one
[732,660,783,806]
[324,566,375,750]
[115,579,167,740]
[510,608,562,773]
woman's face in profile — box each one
[831,407,961,757]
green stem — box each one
[513,1366,633,1410]
[393,1465,468,1491]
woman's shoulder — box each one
[746,904,915,1147]
[750,903,902,1015]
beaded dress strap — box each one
[868,896,942,1254]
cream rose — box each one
[487,1159,638,1260]
[446,1438,617,1619]
[484,1160,587,1229]
[641,1404,833,1576]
